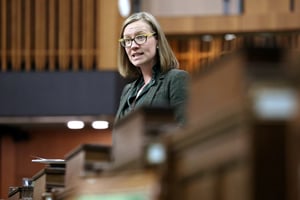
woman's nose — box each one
[131,40,140,48]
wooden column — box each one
[35,0,47,71]
[96,0,122,70]
[71,0,81,71]
[82,0,95,70]
[0,0,7,71]
[24,0,33,71]
[48,0,57,71]
[58,0,71,71]
[11,0,22,71]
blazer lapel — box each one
[115,71,167,121]
[142,73,166,105]
[115,82,135,121]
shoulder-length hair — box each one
[117,12,179,78]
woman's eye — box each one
[124,39,131,43]
[136,35,145,41]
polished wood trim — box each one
[158,13,300,35]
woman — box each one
[115,12,189,126]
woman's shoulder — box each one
[165,68,189,79]
[124,77,140,87]
[121,79,136,93]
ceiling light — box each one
[91,121,109,129]
[67,120,84,129]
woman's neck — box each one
[140,62,156,85]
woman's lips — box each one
[132,52,144,58]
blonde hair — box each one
[117,12,179,78]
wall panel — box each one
[0,0,120,72]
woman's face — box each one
[122,20,158,69]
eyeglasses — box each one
[119,32,156,48]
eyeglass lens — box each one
[122,35,148,47]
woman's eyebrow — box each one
[123,31,148,37]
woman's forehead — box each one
[123,20,152,35]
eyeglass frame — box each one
[119,32,156,48]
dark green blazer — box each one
[115,68,189,125]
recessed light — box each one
[67,120,84,129]
[91,121,109,129]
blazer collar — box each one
[115,65,168,122]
